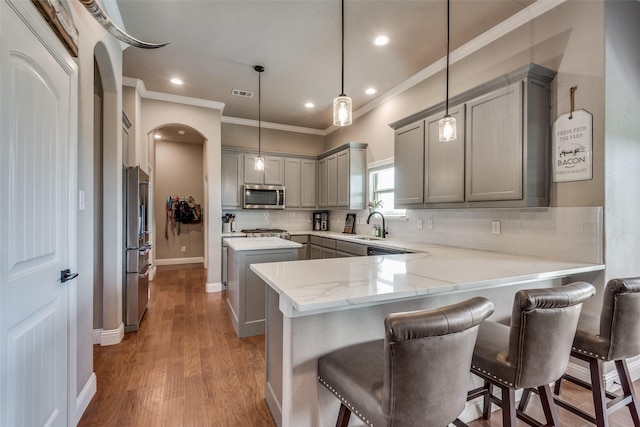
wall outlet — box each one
[417,219,423,230]
[427,219,434,230]
[181,246,186,252]
[491,220,501,235]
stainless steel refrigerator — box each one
[123,166,151,332]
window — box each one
[368,161,406,217]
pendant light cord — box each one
[340,0,345,96]
[445,0,450,116]
[258,69,261,156]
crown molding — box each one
[324,0,568,134]
[221,116,326,136]
[122,77,225,111]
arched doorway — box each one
[149,125,207,268]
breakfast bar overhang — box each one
[251,245,604,427]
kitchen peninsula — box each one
[225,237,301,338]
[251,245,604,427]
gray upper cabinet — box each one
[244,155,284,185]
[285,158,317,209]
[424,105,465,203]
[394,121,425,205]
[284,158,301,208]
[300,159,317,208]
[465,82,523,202]
[394,105,464,207]
[318,143,367,209]
[318,158,328,207]
[390,63,555,209]
[326,154,338,206]
[337,149,350,207]
[222,151,244,209]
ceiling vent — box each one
[232,89,254,98]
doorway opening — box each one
[150,125,206,266]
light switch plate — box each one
[417,219,423,230]
[491,220,501,235]
[427,219,434,230]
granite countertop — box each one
[250,245,604,317]
[225,236,301,251]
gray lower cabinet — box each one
[310,244,322,259]
[227,246,298,338]
[336,240,368,256]
[221,151,243,209]
[291,235,309,260]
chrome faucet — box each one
[366,211,387,238]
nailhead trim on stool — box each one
[471,365,514,387]
[572,346,606,360]
[318,376,374,427]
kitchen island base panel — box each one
[264,276,598,427]
[227,247,298,338]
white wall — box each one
[603,1,640,282]
[67,0,124,417]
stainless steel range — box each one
[241,228,290,239]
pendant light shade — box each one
[333,0,352,127]
[254,65,265,171]
[439,0,457,142]
[333,95,352,127]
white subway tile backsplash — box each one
[222,206,603,264]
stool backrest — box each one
[508,282,595,388]
[382,297,494,427]
[600,277,640,360]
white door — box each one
[0,1,77,426]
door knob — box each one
[61,269,79,283]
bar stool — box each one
[467,282,595,426]
[317,297,495,427]
[549,277,640,426]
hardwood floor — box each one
[79,265,275,427]
[80,265,640,427]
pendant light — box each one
[438,0,456,142]
[254,65,265,171]
[333,0,352,127]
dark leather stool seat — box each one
[467,282,595,426]
[550,277,640,426]
[318,297,495,427]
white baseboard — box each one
[75,372,97,424]
[207,282,223,293]
[155,256,204,265]
[92,329,102,345]
[149,264,157,281]
[98,322,124,346]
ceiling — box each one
[117,0,535,132]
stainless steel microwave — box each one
[243,184,285,209]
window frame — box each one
[367,159,407,218]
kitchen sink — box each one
[355,237,381,241]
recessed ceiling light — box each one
[305,102,315,108]
[365,88,377,95]
[154,134,161,140]
[373,35,389,46]
[170,78,183,85]
[177,129,186,135]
